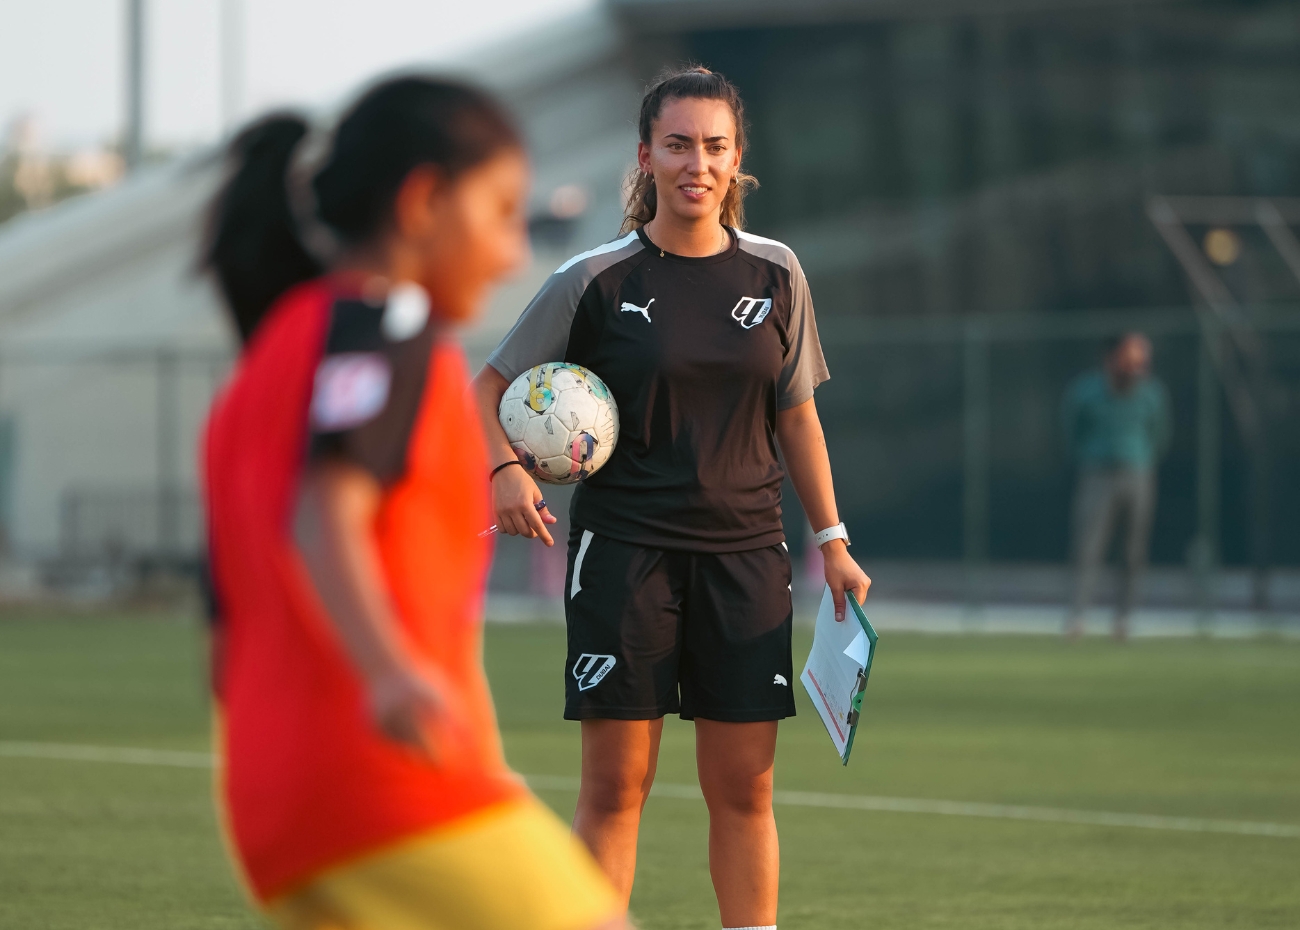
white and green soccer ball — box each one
[498,362,619,484]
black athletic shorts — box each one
[562,525,796,722]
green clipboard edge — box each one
[840,590,879,766]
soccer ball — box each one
[498,362,619,484]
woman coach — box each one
[472,66,870,930]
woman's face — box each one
[394,148,531,322]
[638,97,741,226]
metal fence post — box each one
[963,321,991,617]
[156,349,180,561]
[60,490,80,560]
[1192,332,1221,633]
[0,354,8,558]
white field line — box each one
[0,741,215,768]
[527,775,1300,839]
[4,742,1297,840]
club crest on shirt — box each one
[731,297,772,330]
[573,653,616,691]
[310,352,392,431]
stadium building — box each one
[0,0,1296,603]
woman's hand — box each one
[366,662,470,763]
[473,365,558,546]
[492,463,557,546]
[295,461,476,763]
[822,539,870,623]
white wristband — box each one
[813,523,850,548]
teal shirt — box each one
[1062,370,1172,469]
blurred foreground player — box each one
[199,77,624,930]
[1062,332,1171,640]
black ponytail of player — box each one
[202,115,322,343]
[201,76,522,344]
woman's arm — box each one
[776,397,871,622]
[294,459,466,758]
[471,364,558,546]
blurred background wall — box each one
[0,0,1296,610]
[658,1,1300,578]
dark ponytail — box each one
[202,115,323,343]
[201,76,522,344]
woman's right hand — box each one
[366,662,469,763]
[492,463,557,546]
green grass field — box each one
[1,615,1297,929]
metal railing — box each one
[59,485,202,565]
[0,344,229,575]
[815,304,1300,613]
[0,303,1294,618]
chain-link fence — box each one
[3,306,1296,614]
[811,304,1300,612]
[0,346,228,586]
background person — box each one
[1062,332,1172,640]
[201,77,624,930]
[472,66,870,930]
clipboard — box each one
[799,585,879,765]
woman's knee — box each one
[701,773,773,818]
[578,766,652,817]
[578,718,661,817]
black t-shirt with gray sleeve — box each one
[486,226,829,553]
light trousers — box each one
[1070,467,1156,630]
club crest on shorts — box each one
[573,653,616,691]
[731,297,772,330]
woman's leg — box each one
[572,717,664,906]
[695,719,779,928]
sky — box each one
[0,0,597,150]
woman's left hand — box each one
[822,540,870,623]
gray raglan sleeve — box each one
[777,254,830,409]
[484,270,586,383]
[486,232,643,383]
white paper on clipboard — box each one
[800,586,872,761]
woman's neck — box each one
[642,213,728,257]
[332,236,413,284]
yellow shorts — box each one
[266,797,621,930]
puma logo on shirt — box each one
[620,298,654,322]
